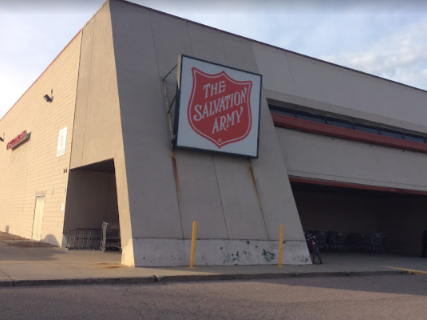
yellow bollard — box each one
[189,221,197,268]
[278,225,284,267]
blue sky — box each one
[1,0,427,119]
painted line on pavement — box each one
[385,266,427,275]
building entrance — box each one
[32,196,45,241]
[291,180,427,257]
[63,159,120,250]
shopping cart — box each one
[327,231,347,252]
[66,228,102,250]
[372,233,385,252]
[357,233,374,252]
[314,230,329,252]
[100,222,121,252]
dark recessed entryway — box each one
[291,180,427,257]
[62,159,120,250]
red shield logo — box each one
[187,67,253,148]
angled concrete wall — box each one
[67,2,134,261]
[70,4,123,168]
[109,2,183,245]
[109,0,309,266]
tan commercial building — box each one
[2,0,427,267]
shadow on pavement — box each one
[256,273,427,297]
[252,253,427,296]
[0,231,65,262]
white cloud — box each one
[321,18,427,90]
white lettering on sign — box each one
[192,87,247,125]
[175,55,262,158]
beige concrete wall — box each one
[277,128,427,192]
[109,0,305,244]
[110,2,183,242]
[0,33,82,245]
[63,170,118,232]
[253,43,427,135]
[67,2,133,256]
[70,4,123,168]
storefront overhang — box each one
[273,113,427,155]
[289,176,427,197]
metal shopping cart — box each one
[66,228,102,250]
[327,231,347,252]
[314,230,329,252]
[372,233,385,253]
[100,222,121,252]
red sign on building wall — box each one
[187,68,253,149]
[6,130,30,150]
[174,55,262,158]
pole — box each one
[190,221,197,268]
[278,225,284,267]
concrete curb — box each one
[0,270,412,288]
[154,270,409,283]
[0,280,13,287]
[154,272,296,283]
[0,276,156,288]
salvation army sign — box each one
[188,69,252,148]
[174,55,262,158]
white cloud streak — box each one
[322,18,427,90]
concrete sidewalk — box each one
[1,237,427,287]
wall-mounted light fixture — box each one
[43,89,53,103]
[0,137,3,142]
[43,95,52,102]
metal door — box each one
[32,196,45,240]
